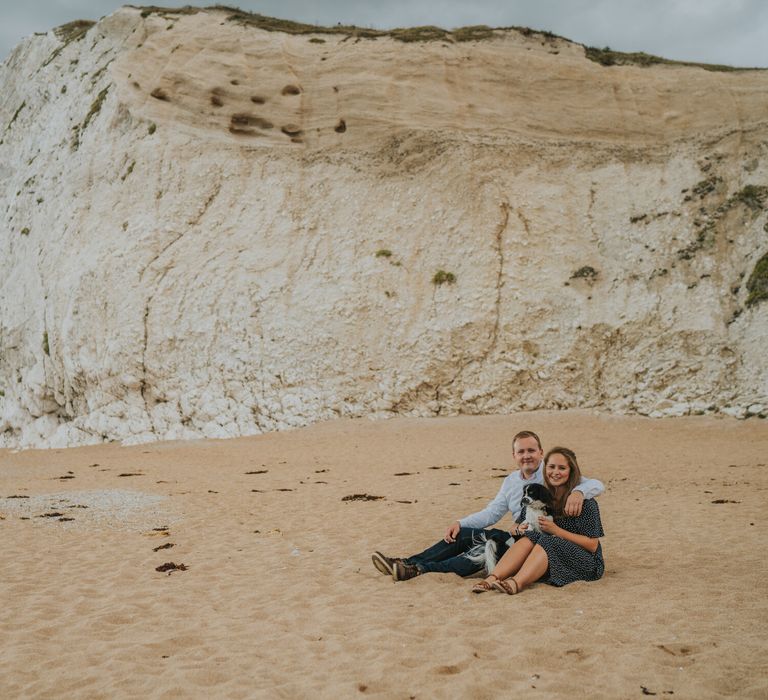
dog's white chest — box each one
[523,505,552,532]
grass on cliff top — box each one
[42,19,95,68]
[54,20,95,43]
[129,5,763,70]
[130,6,558,44]
[584,46,762,72]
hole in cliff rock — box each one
[132,81,141,89]
[334,118,346,133]
[250,95,266,104]
[291,137,303,143]
[150,88,170,101]
[231,113,273,130]
[281,84,301,96]
[230,79,240,85]
[211,95,223,107]
[281,124,303,137]
[228,126,258,136]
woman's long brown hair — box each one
[543,446,582,516]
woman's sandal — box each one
[471,575,498,594]
[491,578,520,595]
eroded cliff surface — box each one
[1,7,766,447]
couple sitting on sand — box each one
[371,430,605,595]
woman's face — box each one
[545,452,571,489]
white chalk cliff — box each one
[1,7,767,448]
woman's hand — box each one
[537,517,598,552]
[538,517,560,535]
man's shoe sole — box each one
[372,551,394,576]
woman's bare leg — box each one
[488,537,534,581]
[512,544,549,591]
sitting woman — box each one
[471,446,604,595]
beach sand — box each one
[1,411,766,699]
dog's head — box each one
[521,483,554,513]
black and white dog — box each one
[467,483,555,575]
[519,483,555,533]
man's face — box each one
[513,436,543,477]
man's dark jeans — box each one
[404,527,513,577]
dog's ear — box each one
[534,484,554,505]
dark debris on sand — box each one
[155,562,187,573]
[342,494,385,502]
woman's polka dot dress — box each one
[522,498,605,586]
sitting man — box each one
[371,430,604,581]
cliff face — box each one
[1,7,767,448]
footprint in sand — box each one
[566,648,587,660]
[435,664,461,675]
[657,643,697,656]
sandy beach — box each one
[1,411,767,699]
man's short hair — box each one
[512,430,542,451]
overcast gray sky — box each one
[2,1,767,68]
